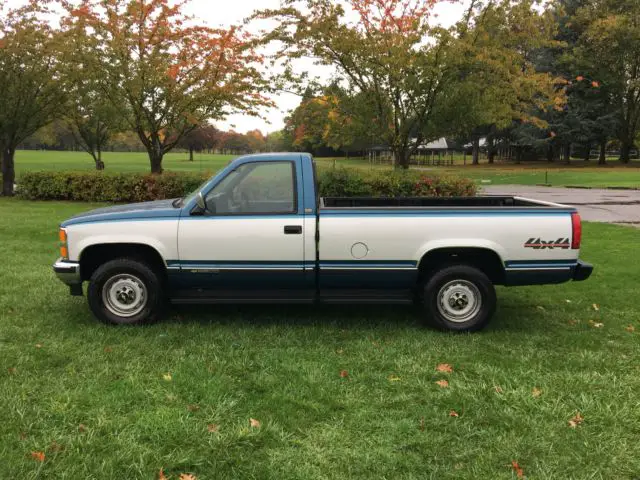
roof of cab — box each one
[232,152,312,163]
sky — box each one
[5,0,469,134]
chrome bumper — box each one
[53,259,83,295]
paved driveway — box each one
[482,185,640,225]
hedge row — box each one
[17,168,476,202]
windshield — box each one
[178,177,215,208]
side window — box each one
[204,161,296,215]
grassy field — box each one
[13,150,640,188]
[1,198,640,478]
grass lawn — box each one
[14,150,640,188]
[1,198,640,479]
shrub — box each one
[17,167,476,202]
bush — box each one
[18,167,476,202]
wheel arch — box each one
[79,243,167,282]
[417,245,506,285]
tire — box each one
[87,258,165,325]
[421,264,496,332]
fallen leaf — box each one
[8,367,16,375]
[48,441,64,453]
[511,460,524,478]
[565,299,572,303]
[249,418,261,428]
[163,373,172,381]
[187,404,200,412]
[179,474,197,480]
[388,375,401,382]
[207,423,219,433]
[532,387,542,398]
[336,348,344,355]
[158,468,168,480]
[31,451,45,462]
[339,370,349,378]
[536,305,545,311]
[19,432,27,440]
[104,346,113,353]
[418,416,425,431]
[449,410,459,417]
[78,424,87,433]
[435,379,449,388]
[568,412,584,428]
[568,319,579,326]
[436,363,453,373]
[35,344,43,349]
[592,304,599,311]
[588,320,604,328]
[625,325,635,333]
[454,463,464,470]
[494,385,503,394]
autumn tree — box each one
[572,0,640,163]
[66,0,271,174]
[0,1,66,196]
[178,124,219,161]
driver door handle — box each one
[284,225,302,235]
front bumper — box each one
[53,259,83,295]
[572,260,593,282]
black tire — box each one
[87,258,165,325]
[421,264,496,332]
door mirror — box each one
[196,191,207,212]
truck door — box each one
[176,159,311,298]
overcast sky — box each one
[5,0,468,134]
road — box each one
[482,185,640,225]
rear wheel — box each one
[422,264,496,332]
[87,258,165,325]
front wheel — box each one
[421,264,496,332]
[87,258,165,325]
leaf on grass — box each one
[419,416,425,431]
[436,363,453,373]
[78,424,87,433]
[35,344,43,349]
[179,474,197,480]
[568,412,584,428]
[207,423,219,433]
[8,367,16,375]
[592,304,599,311]
[511,460,524,478]
[31,451,45,462]
[187,404,200,412]
[104,346,113,353]
[336,348,344,355]
[158,468,168,480]
[536,305,545,311]
[19,432,27,440]
[48,441,64,453]
[449,410,459,417]
[163,373,173,381]
[625,325,635,333]
[249,418,261,428]
[339,370,349,378]
[388,375,401,382]
[568,319,579,326]
[532,387,542,398]
[435,379,449,388]
[494,385,503,394]
[565,299,572,303]
[588,320,604,328]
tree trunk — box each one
[563,142,571,164]
[487,139,495,164]
[598,139,607,165]
[2,146,16,196]
[472,137,480,165]
[583,142,591,162]
[547,144,554,163]
[149,151,164,174]
[189,147,194,162]
[619,140,631,164]
[394,148,410,169]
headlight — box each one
[59,228,68,259]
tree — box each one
[178,124,219,161]
[67,0,272,174]
[245,129,266,152]
[573,0,640,163]
[0,1,66,196]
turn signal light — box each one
[59,228,68,259]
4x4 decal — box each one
[524,238,570,250]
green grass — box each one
[14,150,640,188]
[1,198,640,478]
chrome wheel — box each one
[102,274,147,318]
[436,280,482,323]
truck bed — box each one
[320,196,565,209]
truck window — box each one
[204,161,296,215]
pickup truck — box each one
[53,153,593,331]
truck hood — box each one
[61,199,182,227]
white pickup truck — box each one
[54,153,592,331]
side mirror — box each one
[196,191,207,212]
